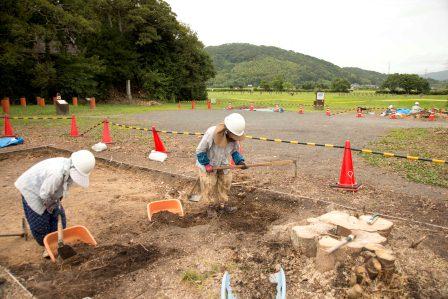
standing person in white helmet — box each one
[195,113,247,213]
[14,150,95,258]
[411,102,423,114]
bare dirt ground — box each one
[1,149,447,298]
[1,109,447,298]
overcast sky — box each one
[166,0,448,74]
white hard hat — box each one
[415,102,419,105]
[224,113,245,136]
[70,150,95,188]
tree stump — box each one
[290,222,335,257]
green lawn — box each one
[208,91,448,111]
[5,102,179,117]
[362,128,448,188]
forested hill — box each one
[205,43,386,88]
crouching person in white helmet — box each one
[195,113,247,214]
[14,150,95,258]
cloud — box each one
[166,0,448,73]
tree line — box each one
[0,0,215,102]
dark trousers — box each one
[21,197,66,246]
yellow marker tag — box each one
[183,131,189,135]
[406,156,419,160]
[362,149,373,154]
[161,130,167,133]
[383,152,394,157]
[194,132,202,135]
[432,159,445,164]
[172,131,178,134]
[274,139,282,143]
[143,128,148,131]
[324,144,334,147]
[245,135,253,139]
[260,137,267,141]
[307,142,316,146]
[290,140,299,144]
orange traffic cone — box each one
[298,105,304,114]
[70,115,79,137]
[331,140,361,191]
[101,119,112,143]
[326,107,331,116]
[3,115,15,137]
[152,126,166,153]
[191,100,195,110]
[428,109,435,121]
[249,103,254,111]
[72,97,78,106]
[356,108,364,118]
[207,99,212,110]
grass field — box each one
[208,91,448,111]
[362,128,448,188]
[5,103,179,117]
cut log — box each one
[346,230,387,254]
[290,222,335,257]
[316,236,342,272]
[359,215,394,237]
[376,249,396,283]
[347,284,363,299]
[354,265,370,285]
[365,257,382,280]
[316,211,393,237]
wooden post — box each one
[20,97,26,107]
[126,79,132,100]
[1,97,10,114]
[89,97,96,110]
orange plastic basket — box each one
[43,225,97,262]
[147,199,184,221]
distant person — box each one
[15,150,95,258]
[411,102,423,114]
[195,113,247,213]
[383,104,395,116]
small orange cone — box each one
[177,102,181,110]
[326,107,331,116]
[207,99,211,110]
[356,108,364,118]
[331,140,361,191]
[70,115,79,137]
[101,119,112,143]
[72,97,78,106]
[249,103,254,111]
[3,115,15,137]
[152,126,167,153]
[298,105,304,114]
[191,100,195,110]
[428,109,435,121]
